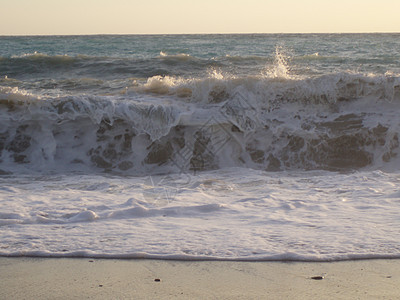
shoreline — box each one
[1,258,399,299]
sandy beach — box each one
[1,258,399,299]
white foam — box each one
[1,169,399,260]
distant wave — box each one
[159,51,195,60]
[0,52,223,80]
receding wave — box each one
[0,72,399,175]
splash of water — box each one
[263,45,292,79]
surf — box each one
[1,70,399,175]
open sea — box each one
[0,34,400,261]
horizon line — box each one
[1,31,400,37]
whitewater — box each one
[0,34,399,261]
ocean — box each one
[0,34,399,261]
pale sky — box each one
[1,0,400,35]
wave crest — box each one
[133,72,400,106]
[1,71,400,174]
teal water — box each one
[1,33,400,81]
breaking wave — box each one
[1,70,399,175]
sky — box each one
[1,0,400,35]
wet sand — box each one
[1,258,399,299]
